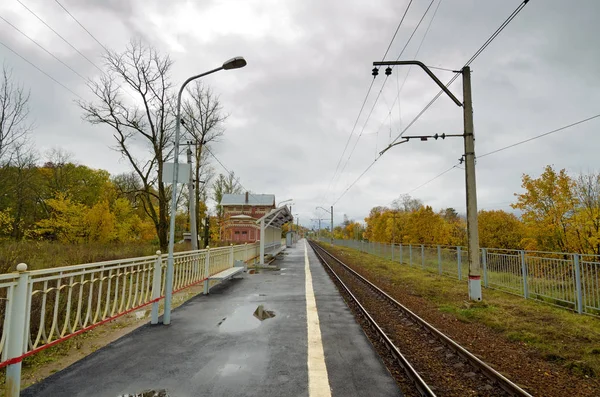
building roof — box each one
[221,193,275,206]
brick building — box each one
[221,192,276,242]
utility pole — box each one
[462,66,482,301]
[330,205,334,245]
[371,60,482,301]
[187,142,198,250]
[203,215,210,248]
[311,218,325,240]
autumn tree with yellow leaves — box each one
[362,166,600,255]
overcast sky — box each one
[1,0,599,229]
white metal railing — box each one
[323,238,600,316]
[0,242,260,396]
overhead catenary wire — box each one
[53,0,110,54]
[0,14,88,82]
[332,158,379,206]
[330,0,532,205]
[371,0,444,150]
[0,39,83,99]
[404,164,459,195]
[332,0,437,196]
[479,113,600,158]
[389,0,531,146]
[325,0,415,201]
[16,0,103,73]
[398,112,600,196]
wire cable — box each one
[479,113,600,158]
[16,0,103,73]
[333,0,437,195]
[331,0,531,207]
[325,0,416,200]
[404,165,458,195]
[203,145,260,202]
[0,39,83,99]
[381,0,415,60]
[399,112,600,196]
[372,0,444,149]
[389,0,530,146]
[333,158,380,206]
[0,14,88,81]
[53,0,110,53]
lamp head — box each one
[223,56,247,70]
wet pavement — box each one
[23,240,401,397]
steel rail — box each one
[309,241,533,397]
[309,241,436,397]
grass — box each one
[324,243,600,378]
[0,240,198,273]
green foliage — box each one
[0,160,158,245]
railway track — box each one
[308,241,533,397]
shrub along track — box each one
[309,241,533,397]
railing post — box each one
[573,254,583,314]
[229,244,234,267]
[151,251,162,325]
[437,245,442,275]
[391,243,394,262]
[244,242,248,263]
[421,244,425,269]
[400,243,403,264]
[482,248,488,288]
[203,247,211,295]
[520,250,529,299]
[5,263,29,397]
[409,244,412,267]
[457,247,462,280]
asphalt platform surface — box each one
[23,240,401,397]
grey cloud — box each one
[1,0,599,228]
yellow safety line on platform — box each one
[304,240,332,397]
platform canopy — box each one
[256,205,293,229]
[257,205,293,264]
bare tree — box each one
[181,82,227,237]
[78,39,174,250]
[212,172,243,218]
[112,171,144,208]
[0,64,32,165]
[392,194,423,212]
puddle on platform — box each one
[254,304,275,321]
[119,390,168,397]
[218,305,275,332]
[219,363,242,376]
[218,305,261,332]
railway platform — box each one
[22,240,401,397]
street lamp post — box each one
[164,56,247,325]
[372,60,482,302]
